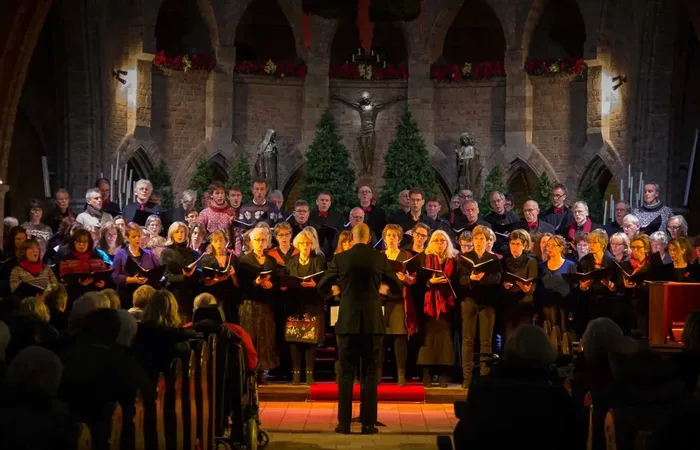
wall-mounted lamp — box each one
[612,75,627,91]
[112,69,128,85]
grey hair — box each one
[572,201,589,215]
[293,226,324,258]
[180,189,197,202]
[490,191,505,201]
[6,346,64,396]
[85,188,101,201]
[194,293,217,310]
[649,231,669,247]
[268,190,283,200]
[135,179,153,193]
[3,216,19,228]
[580,317,623,360]
[504,324,557,366]
[668,215,688,235]
[116,310,138,347]
[248,227,269,241]
[0,321,10,361]
[69,292,110,325]
[622,214,640,226]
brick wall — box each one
[151,70,209,170]
[233,74,303,189]
[531,76,587,177]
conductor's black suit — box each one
[318,242,402,429]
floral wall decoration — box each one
[430,61,506,82]
[153,51,216,72]
[524,57,587,77]
[328,62,409,80]
[234,59,308,78]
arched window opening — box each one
[441,0,506,64]
[235,0,297,62]
[155,0,213,56]
[529,0,586,60]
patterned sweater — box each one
[632,202,673,234]
[10,265,58,292]
[198,204,235,233]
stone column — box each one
[206,45,236,156]
[0,183,8,246]
[405,21,435,153]
[503,49,532,152]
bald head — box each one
[523,200,540,223]
[349,207,365,226]
[352,223,371,244]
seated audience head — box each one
[80,308,121,345]
[132,285,156,311]
[4,216,19,230]
[426,229,457,258]
[667,215,688,239]
[20,297,51,323]
[100,288,120,309]
[192,293,225,323]
[458,231,473,254]
[581,317,623,361]
[335,230,353,254]
[682,311,700,352]
[143,289,181,328]
[193,293,217,310]
[69,291,111,327]
[504,324,557,366]
[6,346,63,396]
[116,309,138,347]
[351,223,371,244]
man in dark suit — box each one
[318,223,402,434]
[518,200,555,235]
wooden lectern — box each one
[648,282,700,346]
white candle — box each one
[358,48,361,55]
[603,200,608,224]
[638,177,643,207]
[383,61,386,68]
[630,175,634,208]
[620,179,624,201]
[110,165,114,201]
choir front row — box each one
[6,220,700,388]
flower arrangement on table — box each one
[233,59,308,78]
[153,51,216,72]
[524,57,586,77]
[328,62,409,80]
[430,61,506,82]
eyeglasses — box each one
[414,232,428,239]
[252,238,267,243]
[432,239,447,243]
[668,226,681,231]
[295,210,309,214]
[552,193,565,199]
[630,245,645,250]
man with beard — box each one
[198,181,235,233]
[238,177,282,226]
[540,183,574,236]
[632,183,673,234]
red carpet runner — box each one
[309,382,426,402]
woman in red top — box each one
[59,228,108,302]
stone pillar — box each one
[405,21,436,153]
[0,183,8,246]
[503,49,532,152]
[206,45,236,155]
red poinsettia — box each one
[524,57,586,76]
[152,51,216,72]
[233,60,308,78]
[430,61,506,82]
[329,63,408,80]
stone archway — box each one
[126,147,156,181]
[506,157,539,210]
[143,0,221,57]
[208,152,229,182]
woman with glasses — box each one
[145,215,163,237]
[267,222,298,267]
[620,235,653,337]
[417,230,459,388]
[201,229,239,322]
[160,222,201,322]
[58,229,109,302]
[96,221,124,265]
[501,230,538,341]
[458,225,502,388]
[238,227,279,383]
[609,232,630,263]
[537,235,577,332]
[577,229,619,333]
[378,224,418,387]
[21,199,53,242]
[112,223,161,310]
[664,237,699,282]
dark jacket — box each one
[122,201,162,225]
[318,243,402,335]
[517,219,555,235]
[540,205,574,236]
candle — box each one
[383,61,386,68]
[620,179,624,201]
[630,176,634,208]
[603,200,608,224]
[376,54,380,62]
[110,165,114,201]
[358,48,361,55]
[352,55,355,63]
[638,176,643,207]
[610,194,614,221]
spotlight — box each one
[612,75,627,91]
[112,69,128,85]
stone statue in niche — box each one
[254,129,278,189]
[456,132,479,191]
[331,91,404,175]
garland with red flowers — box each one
[430,61,506,82]
[524,57,586,77]
[153,51,216,72]
[329,63,408,80]
[234,60,308,78]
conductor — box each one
[318,223,402,434]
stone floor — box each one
[259,401,456,449]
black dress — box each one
[576,252,619,331]
[200,252,239,322]
[283,253,327,344]
[237,252,279,370]
[501,254,538,337]
[619,259,654,336]
[382,249,413,335]
[159,243,201,318]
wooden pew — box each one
[156,374,167,450]
[134,394,145,450]
[109,403,123,450]
[199,341,211,450]
[187,351,198,450]
[207,334,217,450]
[604,409,618,450]
[76,423,92,450]
[169,359,184,450]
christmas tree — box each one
[536,172,554,207]
[379,108,436,213]
[189,158,214,209]
[226,155,253,204]
[479,165,506,215]
[579,177,604,224]
[301,110,357,215]
[149,161,175,209]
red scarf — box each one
[630,255,648,272]
[423,254,455,319]
[209,203,230,213]
[19,260,43,277]
[72,250,92,272]
[568,217,592,240]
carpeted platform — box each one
[309,382,426,402]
